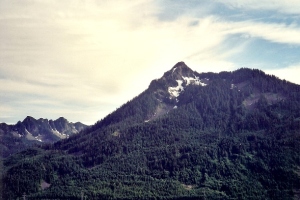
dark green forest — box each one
[1,65,300,199]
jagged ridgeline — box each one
[1,62,300,199]
[0,117,88,158]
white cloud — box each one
[265,64,300,85]
[221,20,300,45]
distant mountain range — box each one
[0,116,88,157]
[2,62,300,199]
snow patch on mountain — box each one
[172,67,177,74]
[51,128,68,139]
[230,84,236,89]
[168,76,207,99]
[25,129,37,141]
[182,76,207,86]
[11,131,22,138]
[168,80,184,98]
[34,135,43,142]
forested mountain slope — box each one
[1,62,300,199]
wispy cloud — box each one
[217,0,300,15]
[220,20,300,45]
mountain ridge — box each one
[0,116,88,157]
[2,62,300,199]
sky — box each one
[1,0,300,125]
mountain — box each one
[0,116,88,157]
[1,62,300,200]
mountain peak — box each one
[148,62,207,102]
[22,116,36,123]
[0,116,89,157]
[172,61,188,70]
[55,117,68,123]
[165,62,195,79]
[3,63,300,199]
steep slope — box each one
[0,116,88,157]
[82,62,207,131]
[2,62,300,200]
